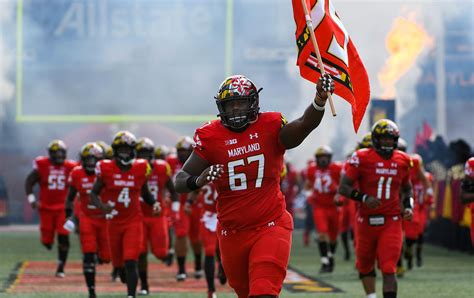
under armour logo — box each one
[249,133,258,139]
[221,230,228,236]
[267,221,275,227]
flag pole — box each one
[300,0,337,116]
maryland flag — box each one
[292,0,370,132]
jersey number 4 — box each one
[228,154,264,191]
[118,187,131,207]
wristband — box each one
[350,189,368,203]
[27,194,36,204]
[312,99,325,111]
[171,201,180,212]
[186,176,200,190]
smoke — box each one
[284,0,470,168]
[0,0,15,118]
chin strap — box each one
[119,158,135,166]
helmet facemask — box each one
[371,119,400,158]
[216,96,259,131]
[82,156,98,174]
[316,154,331,168]
[137,149,154,163]
[114,145,136,166]
[49,149,66,165]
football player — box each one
[25,140,77,277]
[397,140,433,272]
[460,157,474,247]
[175,74,334,297]
[305,146,342,273]
[64,143,108,298]
[89,131,160,298]
[135,137,179,295]
[339,120,414,298]
[154,145,170,161]
[173,136,204,281]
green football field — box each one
[0,228,473,297]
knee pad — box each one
[359,270,376,279]
[57,235,70,250]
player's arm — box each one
[174,152,223,193]
[25,169,40,209]
[89,178,112,213]
[415,165,433,199]
[279,74,334,149]
[461,177,474,204]
[141,183,156,206]
[165,178,181,214]
[64,186,78,218]
[400,180,414,220]
[338,174,381,209]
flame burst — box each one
[378,13,433,99]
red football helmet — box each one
[215,75,262,130]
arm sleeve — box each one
[193,125,211,162]
[344,151,361,181]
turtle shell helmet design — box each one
[154,145,170,160]
[357,133,372,150]
[215,75,262,130]
[96,141,114,160]
[80,142,104,173]
[111,131,137,165]
[136,137,155,162]
[48,140,67,165]
[371,119,400,155]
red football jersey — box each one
[33,156,77,210]
[345,148,413,217]
[306,162,343,207]
[193,112,287,230]
[141,160,172,217]
[465,157,474,179]
[409,155,424,206]
[96,159,150,223]
[68,165,103,218]
[198,183,218,214]
[166,154,180,176]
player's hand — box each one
[28,194,39,209]
[100,203,114,214]
[403,208,413,221]
[152,202,162,216]
[197,164,224,187]
[364,195,382,209]
[184,201,192,215]
[316,73,335,102]
[333,194,344,206]
[63,217,76,232]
